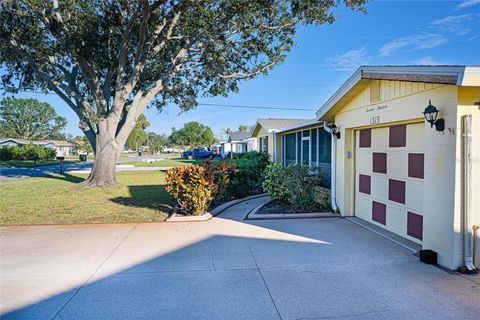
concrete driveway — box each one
[1,197,479,320]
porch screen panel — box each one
[311,128,317,166]
[318,129,331,163]
[302,139,309,165]
[318,129,332,188]
[297,132,301,163]
[284,133,296,165]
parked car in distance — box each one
[182,147,216,160]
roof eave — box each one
[316,65,477,121]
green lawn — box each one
[0,159,80,168]
[124,157,203,167]
[0,171,175,225]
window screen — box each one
[285,133,296,165]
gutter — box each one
[323,122,338,213]
[461,114,477,272]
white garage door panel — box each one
[355,122,425,244]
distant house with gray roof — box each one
[221,130,252,157]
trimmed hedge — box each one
[226,151,270,198]
[263,164,328,211]
[0,144,56,161]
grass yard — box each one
[0,159,80,168]
[0,171,175,225]
[124,157,203,167]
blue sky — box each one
[4,0,480,139]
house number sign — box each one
[370,116,380,125]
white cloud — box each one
[378,34,448,57]
[412,57,447,65]
[431,14,472,35]
[457,0,480,9]
[326,47,369,71]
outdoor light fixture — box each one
[328,124,341,139]
[423,100,444,132]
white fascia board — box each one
[315,67,362,120]
[315,65,476,120]
[276,119,321,134]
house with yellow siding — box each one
[249,118,307,161]
[296,65,480,271]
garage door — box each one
[355,122,425,243]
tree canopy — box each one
[0,97,67,140]
[170,122,215,147]
[0,0,367,186]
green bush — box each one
[313,186,331,210]
[262,164,288,201]
[227,151,270,198]
[0,144,55,161]
[284,165,321,210]
[0,146,15,160]
[262,164,325,211]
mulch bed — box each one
[256,200,325,215]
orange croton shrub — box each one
[165,161,236,215]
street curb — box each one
[166,193,268,222]
[246,199,337,220]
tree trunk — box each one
[80,130,121,187]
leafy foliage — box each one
[200,160,237,203]
[126,114,150,150]
[262,164,289,201]
[165,165,216,215]
[165,160,236,215]
[262,164,326,210]
[170,122,215,147]
[227,151,271,198]
[0,144,56,161]
[147,132,171,153]
[0,97,66,140]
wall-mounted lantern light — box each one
[328,124,341,139]
[423,100,444,132]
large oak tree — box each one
[0,0,366,186]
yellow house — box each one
[314,65,480,271]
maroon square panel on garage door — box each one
[408,153,424,179]
[372,201,386,225]
[359,129,371,148]
[407,212,423,240]
[373,153,387,174]
[389,124,406,147]
[389,179,406,204]
[359,174,371,194]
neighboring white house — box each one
[221,131,251,157]
[0,138,77,157]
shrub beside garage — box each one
[263,163,330,211]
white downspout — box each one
[462,114,476,271]
[323,122,338,213]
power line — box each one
[18,91,318,112]
[195,102,317,112]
